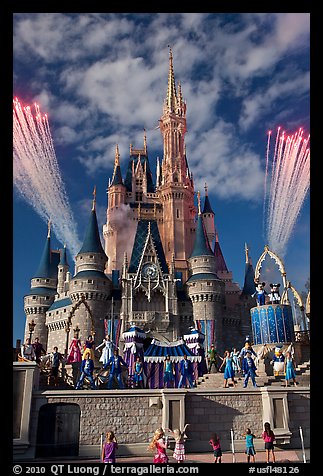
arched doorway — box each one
[36,403,80,457]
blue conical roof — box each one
[242,262,256,295]
[214,241,228,272]
[77,209,106,256]
[190,214,213,258]
[111,164,123,186]
[59,246,68,266]
[33,235,60,279]
[202,195,214,214]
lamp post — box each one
[28,319,36,341]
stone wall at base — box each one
[15,384,309,460]
[185,391,263,451]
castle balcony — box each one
[130,311,170,331]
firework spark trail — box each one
[264,127,310,257]
[13,98,81,259]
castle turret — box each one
[103,145,127,273]
[186,192,225,353]
[202,183,215,248]
[23,221,59,348]
[68,189,111,353]
[57,244,69,296]
[158,48,196,277]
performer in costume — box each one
[242,350,258,388]
[284,351,298,387]
[95,334,116,367]
[178,354,194,389]
[32,337,46,364]
[219,350,236,388]
[83,335,95,360]
[231,347,241,373]
[271,346,285,376]
[21,337,36,361]
[133,356,144,389]
[252,282,267,306]
[207,343,218,373]
[163,355,175,388]
[105,349,128,389]
[67,334,82,364]
[239,339,257,375]
[75,352,96,390]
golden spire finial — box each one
[245,242,249,264]
[204,182,208,196]
[92,185,96,211]
[166,44,177,110]
[115,144,120,165]
[197,190,201,215]
[47,219,51,238]
[143,128,147,154]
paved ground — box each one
[32,448,309,464]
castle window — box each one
[176,209,179,218]
[74,281,77,284]
[45,279,49,283]
[36,279,40,282]
[64,309,66,312]
[136,192,143,202]
[88,279,94,284]
[32,296,36,299]
[207,282,211,286]
[90,255,94,259]
[45,296,50,300]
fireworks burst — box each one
[13,97,81,259]
[263,126,310,257]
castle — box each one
[23,50,255,358]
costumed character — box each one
[75,352,96,390]
[20,338,36,361]
[268,283,281,304]
[271,346,285,376]
[67,335,82,364]
[207,343,218,373]
[95,334,117,366]
[242,350,258,388]
[133,356,144,389]
[104,349,128,389]
[178,354,194,388]
[239,339,257,376]
[163,355,175,388]
[32,337,46,364]
[252,281,267,306]
[83,335,95,360]
[230,348,241,373]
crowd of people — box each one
[19,334,298,390]
[100,421,277,464]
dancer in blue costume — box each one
[219,350,236,388]
[133,356,144,389]
[284,351,298,387]
[163,355,175,388]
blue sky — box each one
[13,13,310,345]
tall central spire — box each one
[166,46,177,112]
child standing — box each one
[244,428,256,463]
[284,351,298,387]
[166,424,189,463]
[101,430,118,463]
[209,433,222,463]
[148,428,169,463]
[262,422,276,463]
